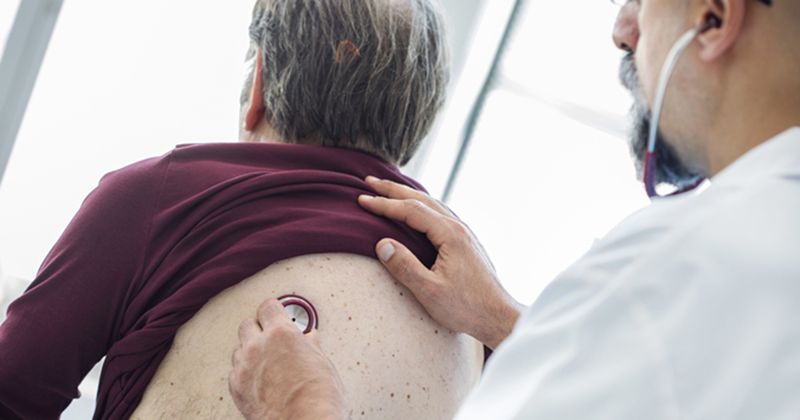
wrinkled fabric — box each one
[0,142,436,420]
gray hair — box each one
[242,0,450,165]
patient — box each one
[0,0,482,419]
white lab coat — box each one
[455,128,800,420]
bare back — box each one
[131,254,483,419]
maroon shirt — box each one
[0,142,437,419]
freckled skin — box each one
[131,254,483,420]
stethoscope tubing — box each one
[644,18,718,199]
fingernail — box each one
[359,194,375,201]
[377,242,396,262]
[365,176,381,183]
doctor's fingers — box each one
[238,318,261,343]
[358,195,456,248]
[255,298,292,331]
[375,238,439,300]
[365,176,454,217]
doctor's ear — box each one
[696,0,746,62]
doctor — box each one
[228,0,800,418]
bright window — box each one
[0,0,253,281]
[0,0,20,50]
[443,1,649,303]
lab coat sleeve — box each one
[453,210,800,420]
[0,156,167,419]
[454,262,681,420]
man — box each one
[230,0,800,418]
[0,1,486,419]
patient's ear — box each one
[244,50,266,132]
[697,0,746,62]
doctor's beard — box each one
[619,53,705,188]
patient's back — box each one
[131,253,483,419]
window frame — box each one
[0,0,63,186]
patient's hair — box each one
[242,0,449,165]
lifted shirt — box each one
[0,142,437,420]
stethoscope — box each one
[278,294,319,334]
[643,14,722,199]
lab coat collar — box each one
[711,127,800,188]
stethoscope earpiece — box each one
[700,13,723,33]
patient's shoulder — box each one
[103,153,170,184]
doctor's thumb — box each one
[376,239,431,294]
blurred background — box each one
[0,0,647,416]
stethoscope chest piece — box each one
[278,294,319,334]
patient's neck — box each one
[239,118,396,164]
[239,119,323,145]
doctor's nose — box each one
[612,2,640,52]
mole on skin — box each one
[131,253,483,420]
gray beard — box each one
[619,52,705,188]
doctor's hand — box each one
[229,298,347,420]
[359,177,524,350]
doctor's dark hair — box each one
[242,0,450,165]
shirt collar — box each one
[711,127,800,188]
